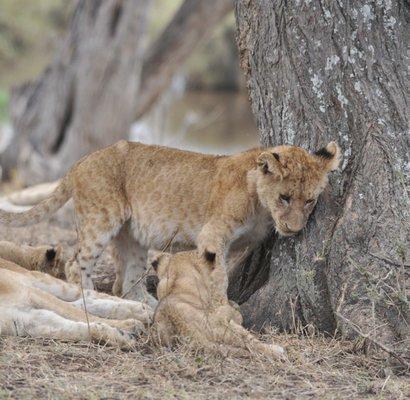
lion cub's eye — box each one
[305,199,315,205]
[280,194,291,205]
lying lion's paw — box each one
[90,323,136,350]
[115,319,145,334]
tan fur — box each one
[0,243,153,348]
[149,249,285,358]
[0,141,340,302]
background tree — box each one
[135,0,233,119]
[9,0,150,183]
[4,0,232,183]
[231,0,409,349]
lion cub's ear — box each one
[147,250,171,273]
[257,151,284,179]
[314,141,341,172]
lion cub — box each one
[149,250,285,358]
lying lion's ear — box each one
[45,245,62,265]
[147,250,171,272]
[257,151,284,179]
[199,250,217,270]
[314,141,341,172]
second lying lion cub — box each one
[149,250,285,358]
[0,242,152,348]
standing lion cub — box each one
[0,141,340,303]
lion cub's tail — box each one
[0,175,72,227]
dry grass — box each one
[1,333,408,399]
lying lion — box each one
[148,249,285,358]
[0,241,152,348]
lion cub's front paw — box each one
[267,343,286,360]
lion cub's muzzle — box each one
[276,222,305,237]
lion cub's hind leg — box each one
[65,178,131,290]
[211,316,285,359]
[112,226,157,307]
[66,213,128,290]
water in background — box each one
[131,77,259,155]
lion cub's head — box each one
[147,249,226,300]
[148,250,215,280]
[255,142,341,236]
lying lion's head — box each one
[147,250,214,280]
[255,142,341,236]
[146,249,225,300]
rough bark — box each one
[9,0,149,183]
[135,0,233,119]
[233,0,409,346]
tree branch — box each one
[135,0,233,119]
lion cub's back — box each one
[125,143,222,246]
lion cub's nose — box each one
[284,223,301,235]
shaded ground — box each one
[0,202,408,399]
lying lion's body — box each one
[150,250,284,358]
[0,243,152,348]
[0,140,340,303]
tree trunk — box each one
[10,0,149,184]
[135,0,233,119]
[232,0,409,347]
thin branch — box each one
[369,252,410,268]
[135,0,233,119]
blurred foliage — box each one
[0,0,183,90]
[0,0,72,88]
[149,0,183,38]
